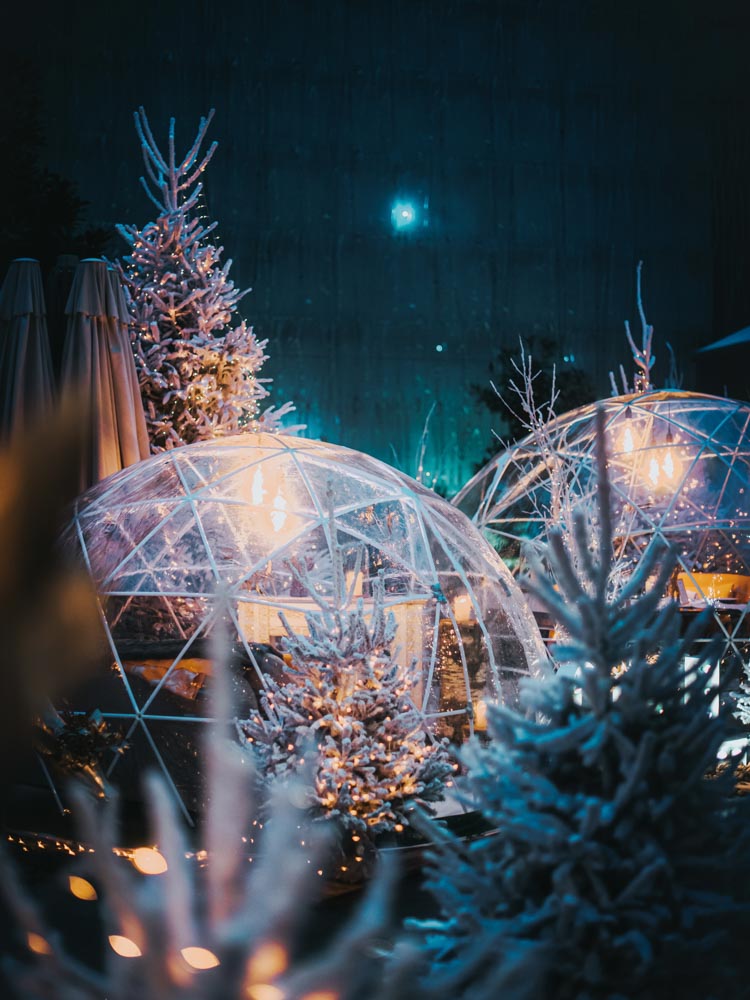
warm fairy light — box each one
[452,593,474,622]
[622,424,634,454]
[27,932,52,955]
[181,946,220,970]
[246,941,288,982]
[474,698,488,731]
[68,875,98,900]
[246,985,285,1000]
[130,847,168,874]
[109,934,143,958]
[301,992,339,1000]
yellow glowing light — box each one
[27,932,52,955]
[270,489,288,532]
[251,467,266,505]
[663,447,675,480]
[246,985,285,1000]
[131,847,168,874]
[68,875,98,900]
[622,425,634,454]
[301,992,339,1000]
[246,941,288,982]
[474,698,488,732]
[452,593,474,622]
[109,934,143,958]
[181,946,220,970]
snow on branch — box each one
[0,596,420,999]
[116,108,297,450]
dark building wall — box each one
[7,0,750,492]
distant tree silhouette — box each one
[0,56,112,275]
[473,335,596,463]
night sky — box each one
[3,0,750,493]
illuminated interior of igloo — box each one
[454,390,750,715]
[65,434,544,821]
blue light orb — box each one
[391,200,417,231]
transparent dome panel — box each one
[65,433,545,819]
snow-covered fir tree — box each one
[0,606,421,1000]
[733,670,750,728]
[117,107,293,450]
[239,557,453,872]
[410,409,750,1000]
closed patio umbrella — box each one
[0,258,55,440]
[61,258,149,488]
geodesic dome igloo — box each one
[454,390,750,707]
[65,433,544,820]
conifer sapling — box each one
[411,408,750,1000]
[239,541,454,872]
[117,107,294,450]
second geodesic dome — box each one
[64,433,544,820]
[454,390,750,702]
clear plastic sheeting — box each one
[454,391,750,698]
[65,433,544,820]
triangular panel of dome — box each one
[231,521,334,596]
[141,654,261,723]
[104,502,215,585]
[332,528,431,601]
[110,598,216,709]
[62,658,139,716]
[190,499,320,577]
[76,502,186,586]
[296,441,407,489]
[334,501,435,581]
[294,456,404,516]
[107,564,218,597]
[107,594,214,652]
[169,444,283,495]
[665,400,744,445]
[190,452,319,516]
[104,720,187,808]
[83,459,188,513]
[141,719,209,814]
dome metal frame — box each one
[455,390,750,690]
[66,433,544,822]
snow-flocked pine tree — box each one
[0,599,422,1000]
[410,408,750,1000]
[117,107,294,450]
[239,548,454,872]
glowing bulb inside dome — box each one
[622,425,634,454]
[181,946,220,970]
[270,489,288,533]
[246,466,291,536]
[131,847,168,874]
[663,447,675,481]
[251,468,266,506]
[109,934,142,958]
[661,427,679,484]
[649,457,660,487]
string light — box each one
[109,935,142,958]
[246,941,288,982]
[181,946,220,970]
[131,847,168,874]
[68,875,98,900]
[27,933,52,955]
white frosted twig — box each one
[624,261,654,392]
